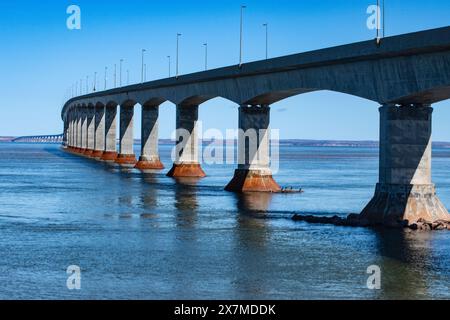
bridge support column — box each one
[101,105,118,162]
[63,118,68,147]
[135,105,164,171]
[225,105,281,193]
[67,114,73,150]
[167,105,206,178]
[70,112,76,151]
[92,105,105,159]
[76,108,83,153]
[360,104,450,226]
[80,108,87,154]
[84,106,95,156]
[115,105,137,167]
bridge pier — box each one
[71,112,76,151]
[101,104,118,162]
[360,104,450,226]
[91,105,105,159]
[79,108,87,154]
[135,105,164,171]
[225,105,281,193]
[63,118,68,147]
[75,108,82,153]
[115,105,137,167]
[67,113,73,150]
[70,111,76,151]
[167,105,206,178]
[84,106,95,156]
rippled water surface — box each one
[0,143,449,299]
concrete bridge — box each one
[13,134,63,143]
[61,26,450,226]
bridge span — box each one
[61,26,450,227]
[13,135,63,143]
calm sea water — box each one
[0,143,449,300]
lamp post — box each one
[239,5,246,67]
[127,70,130,85]
[141,49,146,83]
[93,72,97,92]
[104,66,108,90]
[114,64,117,88]
[176,33,181,78]
[203,42,208,71]
[377,0,380,41]
[263,23,268,60]
[119,59,123,86]
[167,56,171,77]
[376,0,386,43]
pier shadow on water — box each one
[231,193,274,297]
[373,229,435,299]
[234,193,273,248]
[173,178,200,228]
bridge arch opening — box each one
[428,97,450,210]
[268,90,380,214]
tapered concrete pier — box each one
[101,104,118,162]
[68,113,74,150]
[225,105,281,193]
[135,105,164,171]
[92,104,105,159]
[63,117,68,147]
[167,105,205,178]
[75,108,82,153]
[115,105,137,167]
[360,104,450,226]
[84,106,95,156]
[79,108,87,154]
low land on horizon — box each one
[2,136,450,148]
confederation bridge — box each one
[61,27,450,226]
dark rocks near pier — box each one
[408,219,450,231]
[292,213,450,231]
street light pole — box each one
[144,64,147,82]
[80,79,82,95]
[127,70,130,85]
[239,5,246,67]
[167,56,171,77]
[203,43,208,71]
[120,59,123,86]
[86,76,89,94]
[176,33,181,78]
[93,72,97,92]
[263,23,268,60]
[376,0,380,42]
[104,66,108,90]
[141,49,146,83]
[114,64,117,88]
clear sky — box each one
[0,0,449,140]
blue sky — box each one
[0,0,449,140]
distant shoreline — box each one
[2,137,450,148]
